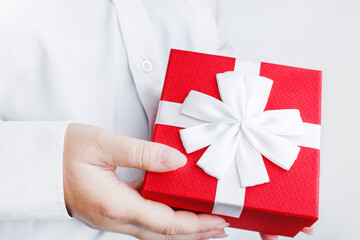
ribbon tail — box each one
[235,132,269,187]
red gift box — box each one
[142,49,321,237]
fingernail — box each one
[160,148,187,169]
[215,223,230,230]
[212,233,228,239]
[304,230,314,236]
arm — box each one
[0,121,228,239]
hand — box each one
[63,123,228,240]
[260,226,314,240]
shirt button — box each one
[142,60,153,72]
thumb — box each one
[101,134,187,172]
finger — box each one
[127,177,144,192]
[101,134,187,172]
[113,223,226,240]
[91,174,227,238]
[259,233,278,240]
[127,196,228,235]
[302,226,314,235]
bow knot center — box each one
[233,117,249,134]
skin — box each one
[63,123,313,240]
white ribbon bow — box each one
[179,71,304,187]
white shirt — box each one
[0,0,225,239]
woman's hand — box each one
[63,123,228,240]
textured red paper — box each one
[142,49,321,237]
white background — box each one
[218,0,360,239]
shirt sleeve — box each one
[0,121,72,220]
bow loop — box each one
[244,76,273,118]
[216,72,246,118]
[196,124,241,179]
[181,90,238,123]
[248,109,303,136]
[179,122,234,153]
[242,125,301,171]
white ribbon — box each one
[154,59,321,218]
[179,71,304,187]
